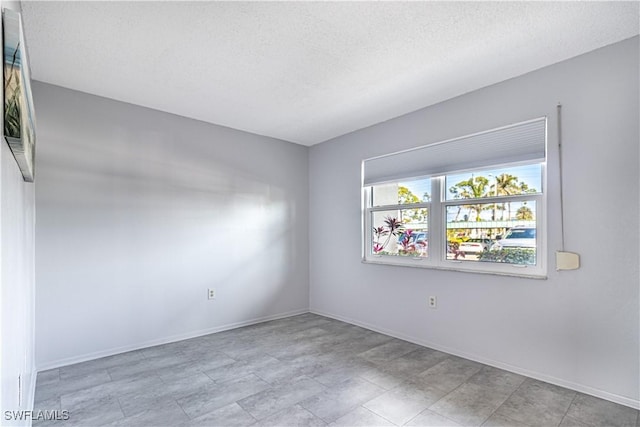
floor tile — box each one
[36,369,61,387]
[156,353,236,382]
[256,404,327,427]
[33,396,61,413]
[402,347,450,364]
[204,355,281,384]
[182,346,238,364]
[141,342,188,359]
[278,354,336,384]
[287,316,333,330]
[466,366,526,394]
[202,360,252,382]
[300,377,386,422]
[266,340,326,361]
[357,339,420,365]
[395,347,450,371]
[36,370,113,402]
[363,381,445,425]
[108,400,189,426]
[177,373,270,419]
[107,352,192,380]
[406,409,463,426]
[411,357,482,394]
[360,348,449,390]
[59,351,146,381]
[359,365,407,390]
[328,406,394,427]
[65,395,125,427]
[33,314,638,427]
[237,376,326,420]
[481,412,524,426]
[330,332,394,356]
[310,357,378,388]
[161,371,216,400]
[184,402,257,427]
[429,382,511,426]
[117,389,176,418]
[492,378,576,427]
[279,326,333,343]
[61,375,163,411]
[559,415,594,427]
[564,393,638,427]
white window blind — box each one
[363,118,547,186]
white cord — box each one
[557,103,566,252]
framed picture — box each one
[3,8,36,182]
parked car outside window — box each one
[491,227,536,250]
[459,238,492,254]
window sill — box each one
[362,257,547,280]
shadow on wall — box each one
[36,130,303,355]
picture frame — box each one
[3,8,36,182]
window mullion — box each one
[430,176,444,265]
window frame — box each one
[362,163,547,279]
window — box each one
[363,118,546,278]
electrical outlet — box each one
[428,296,437,309]
[208,289,216,300]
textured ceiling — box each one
[21,1,639,146]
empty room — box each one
[1,1,639,426]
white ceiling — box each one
[21,1,639,146]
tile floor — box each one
[33,313,639,427]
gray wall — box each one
[34,82,310,368]
[0,0,37,423]
[309,37,639,406]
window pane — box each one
[446,201,536,265]
[445,164,542,201]
[372,178,431,207]
[371,209,428,258]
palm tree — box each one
[453,176,489,221]
[448,186,464,221]
[516,205,534,220]
[491,174,519,219]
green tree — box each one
[452,176,489,221]
[398,186,428,223]
[491,173,520,220]
[518,181,537,194]
[516,205,534,220]
[448,186,464,221]
[398,186,420,204]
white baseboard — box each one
[36,308,309,372]
[310,308,640,410]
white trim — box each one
[36,308,308,371]
[26,372,36,422]
[309,308,640,411]
[361,258,547,280]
